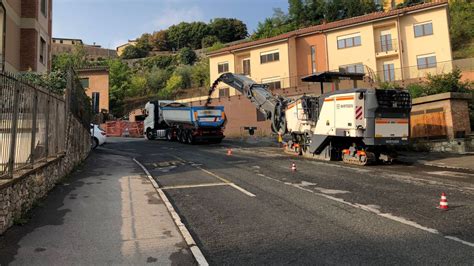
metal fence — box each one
[0,72,66,179]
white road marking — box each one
[198,167,256,197]
[162,183,230,190]
[285,181,350,195]
[172,155,256,197]
[256,172,474,249]
[133,158,209,266]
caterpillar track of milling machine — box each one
[207,71,412,165]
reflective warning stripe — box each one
[335,96,354,101]
[356,106,363,120]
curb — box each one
[133,158,209,266]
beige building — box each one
[52,37,82,45]
[116,39,138,57]
[209,40,296,98]
[0,0,53,73]
[207,1,452,96]
[52,38,117,61]
[77,67,110,113]
[326,0,452,82]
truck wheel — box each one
[166,129,174,141]
[177,129,183,143]
[186,131,194,144]
[146,129,156,140]
[91,137,99,149]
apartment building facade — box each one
[77,67,110,113]
[207,1,452,98]
[326,1,452,82]
[0,0,53,73]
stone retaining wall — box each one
[0,115,90,234]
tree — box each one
[108,59,132,116]
[136,33,153,51]
[288,0,307,27]
[150,30,170,51]
[52,44,88,71]
[201,35,220,48]
[177,47,197,65]
[168,22,211,50]
[146,67,173,93]
[191,58,210,87]
[205,42,226,53]
[449,0,474,54]
[142,55,176,69]
[209,18,248,43]
[173,65,193,89]
[253,8,294,39]
[306,0,326,25]
[121,45,148,59]
[325,0,378,22]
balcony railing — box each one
[375,38,399,54]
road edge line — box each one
[133,158,209,266]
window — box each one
[242,59,251,75]
[39,38,46,65]
[383,63,395,81]
[311,46,317,73]
[41,0,47,17]
[417,54,437,69]
[339,63,364,74]
[80,78,90,89]
[92,92,100,114]
[260,50,279,64]
[262,77,281,90]
[218,62,229,74]
[380,34,393,52]
[256,109,266,122]
[414,22,433,38]
[219,87,229,98]
[337,34,361,49]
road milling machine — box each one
[207,71,412,165]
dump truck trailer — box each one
[144,101,226,144]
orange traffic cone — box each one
[227,148,233,156]
[291,163,297,172]
[438,192,449,210]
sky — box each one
[53,0,288,50]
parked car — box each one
[90,124,107,149]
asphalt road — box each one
[95,138,474,264]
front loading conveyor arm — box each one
[206,73,289,134]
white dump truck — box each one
[144,101,226,144]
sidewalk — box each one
[0,151,195,265]
[398,151,474,171]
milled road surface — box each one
[102,137,474,265]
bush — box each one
[142,55,176,69]
[121,45,148,59]
[406,68,472,98]
[177,47,197,65]
[424,68,471,95]
[406,83,426,98]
